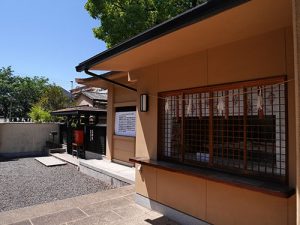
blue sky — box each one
[0,0,106,90]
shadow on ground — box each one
[0,157,19,162]
[145,216,180,225]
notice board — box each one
[115,111,136,137]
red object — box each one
[73,130,84,145]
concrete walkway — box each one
[0,185,179,225]
[51,153,135,184]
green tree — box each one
[85,0,206,47]
[29,85,72,123]
[28,105,51,123]
[0,66,15,119]
[0,66,71,122]
[38,85,71,111]
[13,76,49,118]
[0,67,48,119]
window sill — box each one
[129,157,295,198]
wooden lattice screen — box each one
[158,76,287,182]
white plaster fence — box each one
[0,123,60,158]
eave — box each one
[76,0,249,72]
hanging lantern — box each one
[89,115,96,125]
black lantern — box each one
[140,94,149,112]
[89,115,96,125]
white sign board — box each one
[115,111,136,137]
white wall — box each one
[0,123,59,157]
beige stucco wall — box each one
[113,135,135,164]
[105,81,137,164]
[134,28,295,176]
[114,83,137,104]
[136,165,295,225]
[0,123,59,157]
[131,27,296,225]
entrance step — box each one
[35,156,67,167]
[79,160,135,185]
[49,148,66,154]
[51,153,79,166]
[51,153,135,186]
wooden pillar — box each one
[106,84,114,160]
[292,0,300,224]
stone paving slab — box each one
[35,156,67,167]
[8,220,32,225]
[80,197,133,215]
[0,185,180,225]
[67,211,122,225]
[113,204,149,219]
[0,185,134,225]
[30,208,86,225]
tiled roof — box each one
[51,105,106,116]
[82,91,107,101]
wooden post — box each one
[106,84,114,161]
[209,92,214,165]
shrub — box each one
[28,105,52,123]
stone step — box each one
[35,156,67,167]
[49,148,66,154]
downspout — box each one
[292,0,300,224]
[84,70,137,92]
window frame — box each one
[157,75,288,183]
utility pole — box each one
[70,81,74,106]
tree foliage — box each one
[28,105,52,123]
[14,76,49,118]
[0,66,71,122]
[0,67,48,119]
[0,67,15,119]
[28,85,72,122]
[85,0,206,47]
[38,85,71,111]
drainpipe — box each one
[292,0,300,224]
[84,70,137,92]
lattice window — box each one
[158,76,287,182]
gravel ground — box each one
[0,157,119,212]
